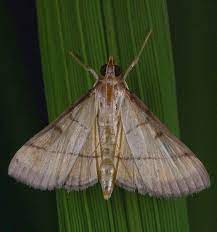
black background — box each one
[1,1,216,231]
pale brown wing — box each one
[8,90,100,191]
[116,91,210,197]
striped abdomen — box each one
[98,80,119,199]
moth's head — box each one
[100,56,122,78]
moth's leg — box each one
[69,51,99,80]
[123,30,152,80]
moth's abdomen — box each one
[97,81,124,199]
[99,158,115,200]
[99,127,117,199]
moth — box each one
[9,31,210,200]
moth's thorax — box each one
[96,78,125,130]
[96,77,125,199]
[99,75,123,86]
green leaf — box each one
[36,0,189,231]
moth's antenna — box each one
[69,51,99,80]
[123,30,152,80]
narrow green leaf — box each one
[36,0,189,231]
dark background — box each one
[1,1,216,232]
[0,1,57,232]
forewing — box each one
[116,91,210,197]
[9,91,99,191]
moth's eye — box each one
[100,64,107,76]
[115,65,122,76]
